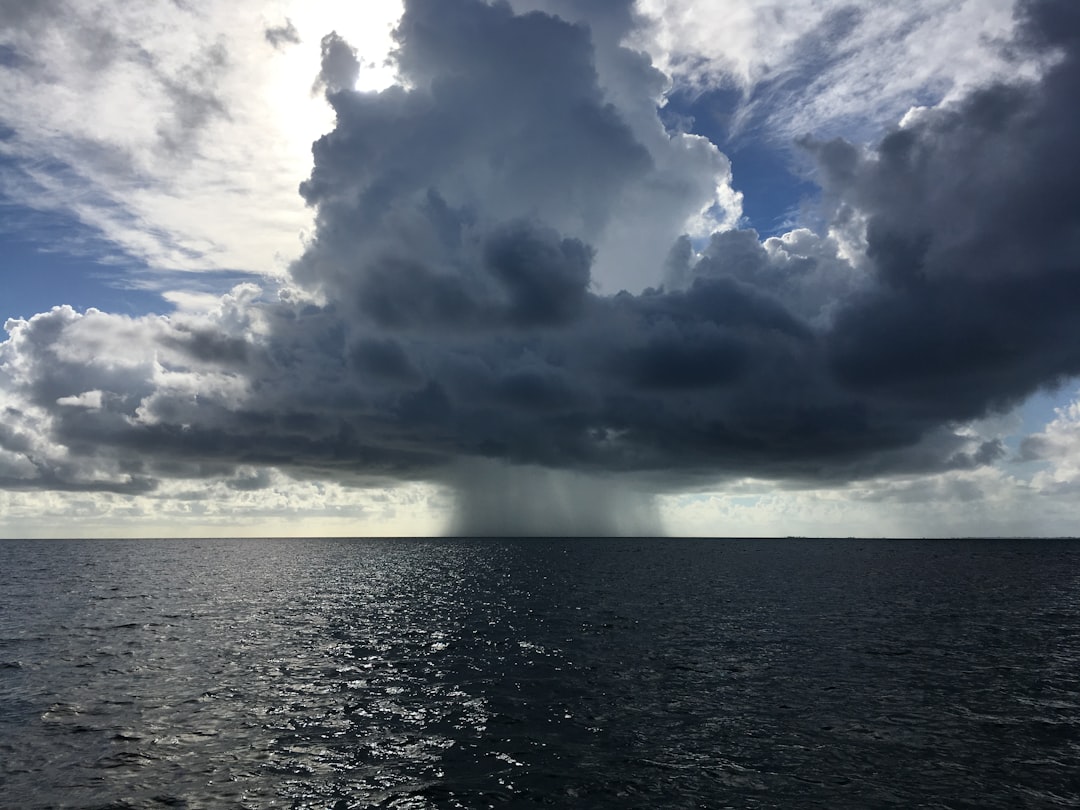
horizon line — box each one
[3,535,1079,542]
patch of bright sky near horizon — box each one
[1,0,1076,537]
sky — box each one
[1,0,1079,538]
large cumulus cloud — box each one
[812,0,1080,425]
[1,0,1078,532]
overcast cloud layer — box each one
[1,0,1079,535]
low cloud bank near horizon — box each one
[1,0,1079,534]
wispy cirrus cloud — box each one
[637,0,1038,141]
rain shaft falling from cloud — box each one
[448,460,663,537]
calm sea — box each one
[1,537,1079,808]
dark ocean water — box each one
[1,538,1079,809]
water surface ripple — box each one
[2,538,1079,808]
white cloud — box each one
[56,389,104,409]
[0,0,402,282]
[1022,393,1080,495]
[635,0,1036,139]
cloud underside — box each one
[1,0,1079,520]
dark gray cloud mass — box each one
[814,0,1080,420]
[1,0,1079,532]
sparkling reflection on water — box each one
[2,538,1080,808]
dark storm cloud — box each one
[281,0,1080,485]
[1,0,1079,505]
[483,222,592,327]
[808,0,1080,427]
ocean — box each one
[1,537,1078,808]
